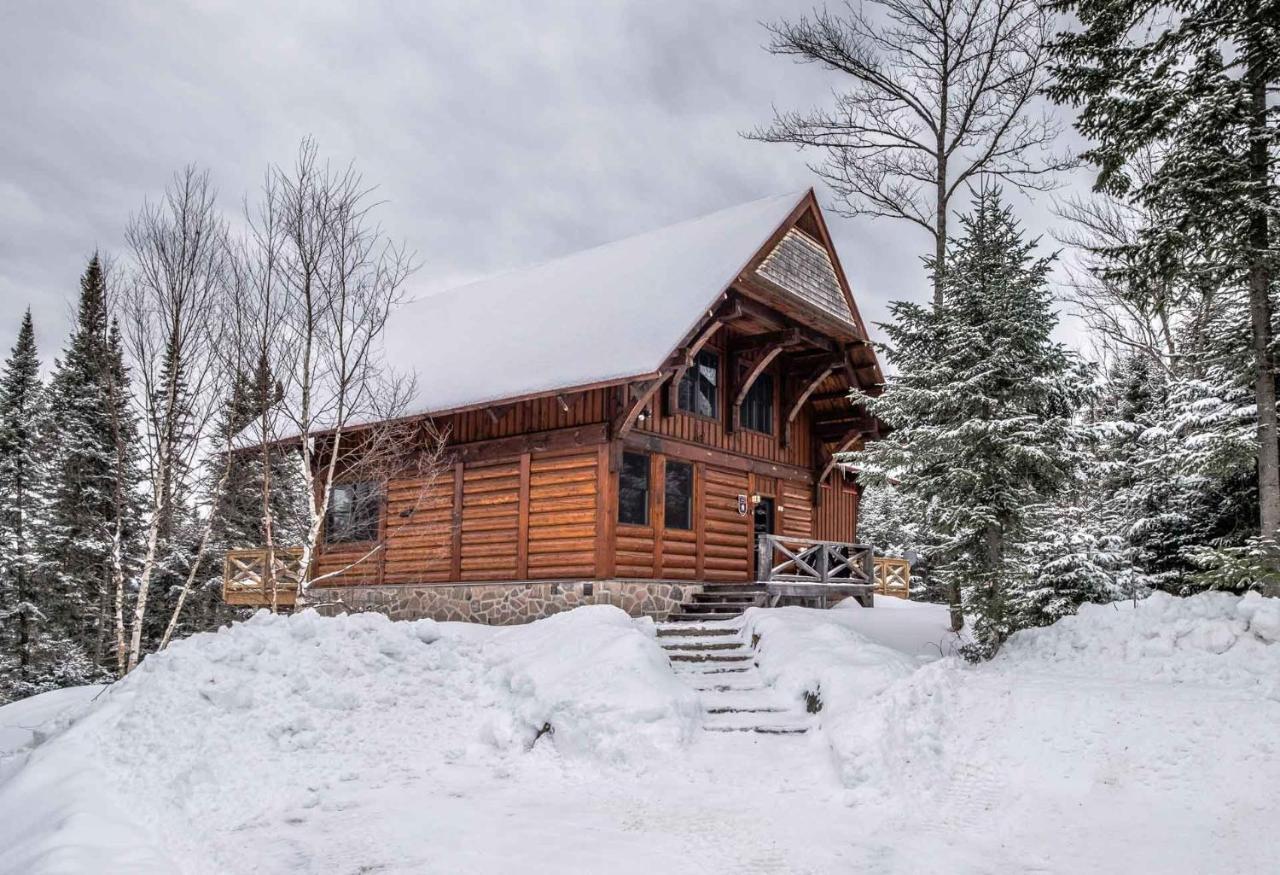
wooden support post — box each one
[516,452,530,579]
[450,461,463,580]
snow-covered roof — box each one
[382,190,810,417]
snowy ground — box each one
[2,593,1277,874]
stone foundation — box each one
[305,579,703,625]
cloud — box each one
[0,0,1091,366]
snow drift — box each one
[0,606,699,874]
[790,592,1280,873]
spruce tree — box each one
[41,256,143,676]
[853,190,1092,657]
[0,312,58,700]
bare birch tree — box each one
[121,167,231,671]
[750,0,1070,305]
[264,139,423,595]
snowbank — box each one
[796,592,1280,872]
[478,605,700,758]
[0,606,698,874]
[1002,590,1280,694]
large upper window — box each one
[664,460,694,530]
[325,482,381,543]
[619,452,650,526]
[677,349,719,419]
[741,372,775,434]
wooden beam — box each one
[450,461,463,579]
[665,316,725,412]
[730,343,786,432]
[452,422,610,465]
[782,363,836,448]
[516,453,530,578]
[612,377,666,437]
[817,433,868,489]
[623,431,815,484]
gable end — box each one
[754,227,854,326]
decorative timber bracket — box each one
[727,328,804,433]
[612,377,667,438]
[782,360,838,449]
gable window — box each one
[325,482,381,543]
[677,349,719,419]
[741,372,775,434]
[664,460,693,530]
[619,452,650,526]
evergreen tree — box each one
[0,312,62,701]
[853,190,1092,657]
[1048,0,1280,592]
[41,256,143,677]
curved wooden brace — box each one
[815,432,866,505]
[729,344,785,432]
[782,362,836,448]
[613,377,667,438]
[665,317,726,413]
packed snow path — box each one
[657,620,813,734]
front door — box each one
[754,496,775,580]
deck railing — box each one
[223,546,305,608]
[756,534,875,585]
[872,556,912,599]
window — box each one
[618,452,650,526]
[325,482,381,543]
[741,372,774,434]
[677,349,719,419]
[664,460,693,530]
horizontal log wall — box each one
[780,479,813,539]
[527,452,598,579]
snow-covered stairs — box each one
[657,620,811,735]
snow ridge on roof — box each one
[383,190,808,417]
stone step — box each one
[699,582,768,592]
[690,678,765,692]
[656,624,740,638]
[691,592,762,604]
[668,650,753,663]
[702,711,811,734]
[705,706,788,715]
[677,602,752,614]
[677,664,753,675]
[665,611,745,623]
[703,725,809,736]
[660,640,742,652]
[698,688,789,711]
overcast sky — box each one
[0,1,1092,364]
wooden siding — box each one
[702,465,752,581]
[383,471,454,583]
[527,451,598,579]
[459,461,521,580]
[780,479,813,539]
[636,327,817,470]
[814,472,860,543]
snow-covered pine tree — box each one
[41,256,143,677]
[1048,0,1280,594]
[0,312,70,702]
[852,190,1092,657]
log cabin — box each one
[223,189,903,623]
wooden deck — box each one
[223,547,305,608]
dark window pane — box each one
[677,349,719,418]
[742,372,774,434]
[664,461,693,530]
[619,452,650,525]
[326,481,381,543]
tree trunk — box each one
[1245,48,1280,597]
